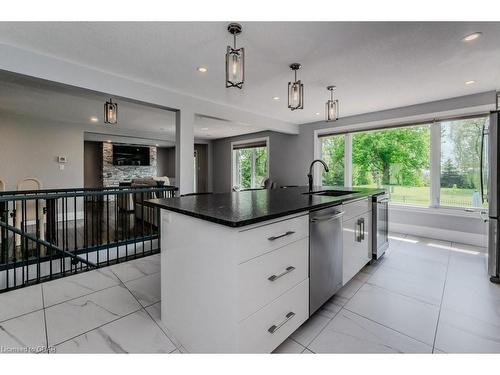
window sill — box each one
[389,203,485,218]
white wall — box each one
[0,113,84,190]
[212,131,299,192]
[389,206,488,249]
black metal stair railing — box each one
[0,185,176,292]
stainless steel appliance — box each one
[372,193,389,260]
[309,205,344,315]
[485,111,500,283]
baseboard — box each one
[390,222,487,250]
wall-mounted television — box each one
[112,145,151,166]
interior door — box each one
[342,214,370,285]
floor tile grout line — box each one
[40,284,49,351]
[118,277,177,349]
[431,248,451,353]
[43,265,159,310]
[0,258,162,351]
[302,281,364,349]
[109,264,161,285]
[371,259,449,280]
[341,306,433,350]
[364,279,444,308]
[51,307,144,349]
[0,306,45,325]
[43,282,121,310]
[47,273,145,348]
[287,337,307,351]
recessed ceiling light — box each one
[197,67,208,73]
[272,96,280,101]
[315,112,320,116]
[462,32,482,42]
[465,80,476,85]
[201,127,209,131]
[155,144,159,147]
[90,116,98,122]
[107,140,112,143]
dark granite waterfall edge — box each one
[147,186,385,228]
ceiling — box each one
[0,71,261,140]
[0,22,499,126]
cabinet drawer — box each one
[237,214,309,263]
[238,279,309,353]
[238,237,308,320]
[343,198,371,222]
[342,214,371,285]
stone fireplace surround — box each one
[102,143,157,187]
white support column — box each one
[430,122,441,207]
[175,109,195,195]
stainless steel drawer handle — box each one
[268,312,296,334]
[268,266,296,281]
[268,231,295,241]
[362,218,366,240]
[310,211,345,223]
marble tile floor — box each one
[0,234,498,354]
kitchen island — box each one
[148,186,384,353]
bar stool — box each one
[15,178,45,249]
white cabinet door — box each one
[342,212,371,285]
[360,211,372,264]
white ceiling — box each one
[0,22,499,126]
[0,71,261,140]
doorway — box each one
[84,141,103,188]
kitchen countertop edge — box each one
[147,187,385,228]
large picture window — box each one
[352,125,431,206]
[318,114,488,210]
[320,134,345,186]
[232,138,269,190]
[440,117,488,208]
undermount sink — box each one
[304,190,359,197]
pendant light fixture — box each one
[225,23,244,89]
[104,98,118,125]
[325,86,339,121]
[288,63,304,111]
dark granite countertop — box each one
[147,186,385,228]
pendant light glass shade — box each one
[104,98,118,125]
[226,23,245,89]
[325,86,339,121]
[288,63,304,111]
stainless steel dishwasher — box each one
[309,205,344,316]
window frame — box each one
[314,113,489,212]
[231,136,270,190]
